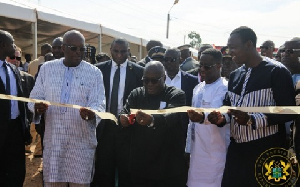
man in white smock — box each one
[186,48,229,187]
[28,30,106,187]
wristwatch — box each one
[147,116,155,127]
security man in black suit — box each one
[0,30,30,187]
[164,48,198,106]
[92,38,144,187]
[163,48,199,183]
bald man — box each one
[118,61,187,187]
[28,30,106,187]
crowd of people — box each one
[0,26,300,187]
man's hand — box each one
[120,114,131,127]
[34,102,48,115]
[208,110,225,125]
[187,109,204,123]
[79,107,95,121]
[135,110,153,126]
[229,109,250,126]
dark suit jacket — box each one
[92,60,144,187]
[20,71,35,124]
[95,60,144,109]
[180,71,199,106]
[0,63,30,148]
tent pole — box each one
[139,38,142,61]
[31,22,37,59]
[98,25,102,53]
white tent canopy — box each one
[0,0,148,60]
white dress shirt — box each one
[108,60,128,114]
[0,60,20,119]
[165,71,181,89]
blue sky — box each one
[27,0,299,48]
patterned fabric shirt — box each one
[224,57,295,143]
[28,59,106,183]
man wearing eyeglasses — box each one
[28,43,52,77]
[281,38,300,172]
[7,46,36,155]
[6,46,23,71]
[52,37,64,59]
[187,44,213,82]
[164,48,198,106]
[260,40,275,59]
[185,48,229,187]
[28,30,105,187]
[93,38,144,186]
[118,61,187,186]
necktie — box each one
[110,65,120,116]
[3,62,11,95]
[3,62,11,119]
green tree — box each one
[188,31,201,48]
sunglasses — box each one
[64,44,86,52]
[142,76,163,84]
[200,64,217,70]
[260,46,270,50]
[281,49,300,54]
[10,56,21,61]
[164,57,178,63]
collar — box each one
[112,59,128,68]
[166,70,181,80]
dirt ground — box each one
[23,144,44,187]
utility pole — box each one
[166,0,179,39]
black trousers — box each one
[221,133,283,187]
[0,117,25,187]
[129,173,186,187]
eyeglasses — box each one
[281,49,300,54]
[52,46,62,50]
[200,64,217,70]
[260,46,270,50]
[142,76,163,84]
[113,49,127,54]
[64,44,86,52]
[9,56,21,61]
[164,57,178,63]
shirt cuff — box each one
[33,112,41,124]
[251,113,267,130]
